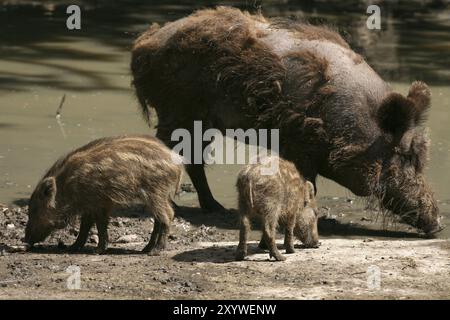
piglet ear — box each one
[305,181,315,204]
[41,177,56,208]
[377,92,415,138]
[407,81,431,125]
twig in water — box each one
[55,94,67,139]
[56,94,66,117]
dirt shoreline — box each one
[1,204,449,299]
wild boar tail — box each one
[131,23,161,125]
[135,86,151,124]
[248,180,254,208]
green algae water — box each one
[1,1,449,237]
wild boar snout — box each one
[416,198,444,237]
[25,176,59,245]
[374,82,442,235]
[295,207,319,248]
[24,221,52,245]
[381,169,442,236]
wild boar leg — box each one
[284,218,295,254]
[263,216,285,261]
[142,220,160,253]
[69,214,94,252]
[156,128,224,213]
[258,234,269,250]
[95,208,110,254]
[144,200,174,255]
[236,214,250,260]
[154,201,174,250]
[185,164,225,213]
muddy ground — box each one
[1,197,449,300]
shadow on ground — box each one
[172,244,245,263]
[12,198,29,207]
[26,244,143,255]
[318,217,424,239]
[171,242,324,263]
[174,205,423,238]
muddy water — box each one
[1,1,449,237]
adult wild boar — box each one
[131,7,443,235]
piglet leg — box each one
[69,214,94,252]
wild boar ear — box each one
[305,181,315,204]
[407,81,431,125]
[41,177,56,208]
[377,92,415,138]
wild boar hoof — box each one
[285,247,295,254]
[146,248,162,256]
[303,241,321,249]
[142,242,165,255]
[201,200,226,214]
[270,252,286,261]
[141,246,151,253]
[313,241,321,248]
[235,251,246,261]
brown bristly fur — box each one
[235,156,319,261]
[25,135,182,255]
[130,6,441,235]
